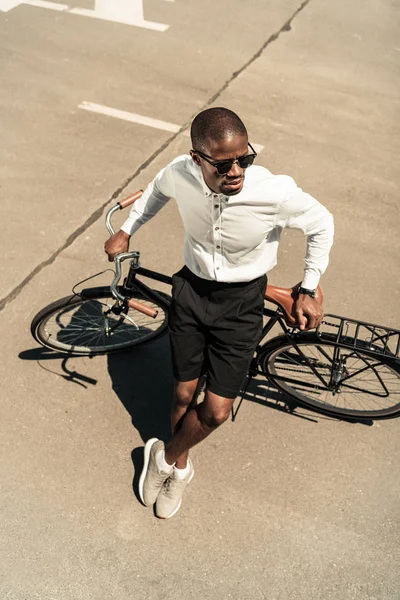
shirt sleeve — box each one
[120,162,175,236]
[276,177,334,289]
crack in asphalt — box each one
[0,0,310,314]
[205,0,310,106]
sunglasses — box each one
[191,143,257,175]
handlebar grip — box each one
[128,297,158,319]
[118,189,143,209]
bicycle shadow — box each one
[235,377,374,426]
[233,377,321,423]
[18,347,98,388]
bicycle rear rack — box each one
[318,314,400,360]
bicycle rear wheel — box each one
[258,332,400,420]
[31,286,169,355]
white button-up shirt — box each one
[121,155,334,288]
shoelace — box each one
[164,477,173,493]
[163,473,187,497]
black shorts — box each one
[168,266,267,399]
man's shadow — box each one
[20,327,174,502]
[107,335,174,500]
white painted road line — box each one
[0,0,24,9]
[1,0,169,31]
[79,101,265,153]
[79,101,181,133]
[25,0,68,11]
[70,1,169,32]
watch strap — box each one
[298,287,317,298]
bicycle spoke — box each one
[37,292,168,354]
[263,337,400,417]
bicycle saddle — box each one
[265,283,324,326]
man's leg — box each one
[155,273,266,517]
[170,379,199,469]
[165,388,234,466]
[138,269,206,510]
[155,388,234,518]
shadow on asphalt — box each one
[237,377,373,427]
[107,335,173,442]
[18,347,98,388]
[19,339,374,499]
[106,335,174,502]
[19,342,376,432]
[19,339,173,503]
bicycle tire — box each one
[258,332,400,420]
[31,286,169,356]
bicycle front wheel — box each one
[31,286,169,355]
[258,333,400,420]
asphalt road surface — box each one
[1,1,399,599]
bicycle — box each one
[31,190,400,422]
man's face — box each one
[192,134,250,196]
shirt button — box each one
[216,267,220,270]
[214,204,219,208]
[216,245,221,249]
[215,226,219,231]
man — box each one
[105,107,334,519]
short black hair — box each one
[190,107,247,151]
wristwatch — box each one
[298,287,317,298]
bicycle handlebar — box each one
[105,189,143,235]
[106,190,159,319]
[119,189,144,209]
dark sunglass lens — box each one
[216,161,233,175]
[239,155,255,169]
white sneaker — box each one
[155,459,194,519]
[139,438,173,506]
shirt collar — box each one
[189,158,226,199]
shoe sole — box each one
[157,467,194,519]
[138,437,159,506]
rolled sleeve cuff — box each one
[120,217,142,236]
[301,271,321,290]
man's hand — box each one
[294,294,323,331]
[104,230,131,262]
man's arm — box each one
[104,163,175,261]
[277,180,334,330]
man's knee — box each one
[200,396,232,428]
[174,379,199,408]
[203,409,230,428]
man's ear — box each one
[190,151,200,165]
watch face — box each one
[299,287,316,298]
